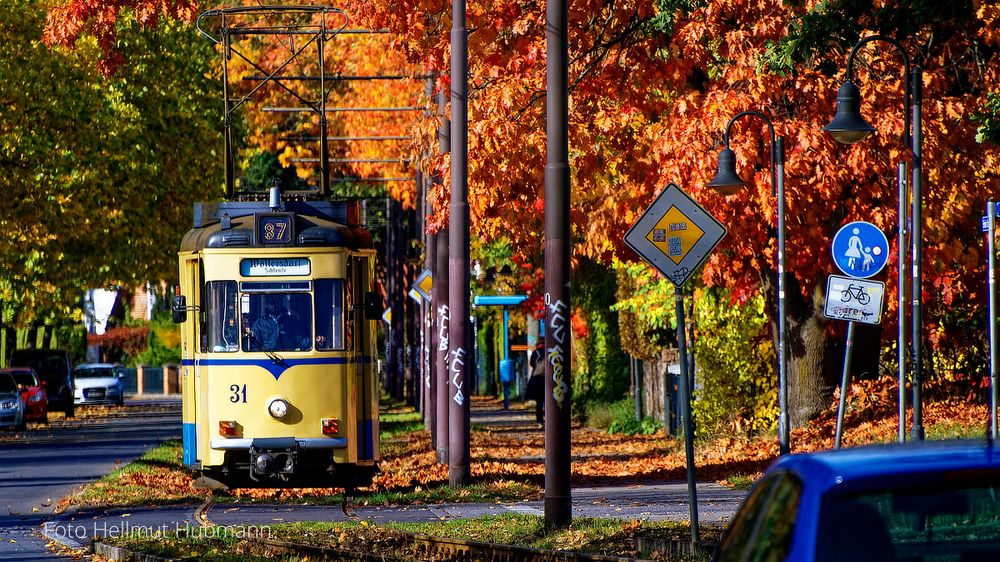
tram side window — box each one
[206,281,239,352]
[314,279,345,350]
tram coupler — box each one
[248,437,299,482]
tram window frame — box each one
[241,291,314,352]
[205,281,239,353]
[314,279,345,351]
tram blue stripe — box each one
[359,420,374,460]
[180,356,375,380]
[182,422,197,467]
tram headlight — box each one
[268,398,289,420]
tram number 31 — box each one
[230,384,247,403]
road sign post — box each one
[625,182,726,549]
[827,221,889,448]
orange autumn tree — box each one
[46,0,1000,425]
[46,1,426,205]
[345,0,1000,424]
[642,0,1000,423]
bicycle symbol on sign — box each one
[840,284,870,306]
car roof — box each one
[771,440,1000,491]
[74,363,118,369]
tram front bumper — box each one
[210,437,348,481]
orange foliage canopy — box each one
[44,0,1000,339]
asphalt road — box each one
[0,399,746,560]
[0,399,182,561]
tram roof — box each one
[181,200,373,252]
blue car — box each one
[716,441,1000,562]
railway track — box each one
[92,530,665,562]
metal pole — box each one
[502,306,511,409]
[386,197,398,397]
[221,26,235,198]
[426,231,437,433]
[434,229,450,464]
[632,357,641,421]
[910,67,925,442]
[317,30,329,197]
[835,321,857,449]
[448,0,471,487]
[897,162,908,443]
[775,136,789,456]
[989,201,998,440]
[676,289,700,547]
[544,0,572,529]
[394,199,406,401]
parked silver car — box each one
[72,363,125,406]
[0,371,26,430]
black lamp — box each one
[823,81,876,145]
[707,147,747,195]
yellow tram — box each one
[172,195,381,488]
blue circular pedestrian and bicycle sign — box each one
[831,221,889,279]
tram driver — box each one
[250,304,280,350]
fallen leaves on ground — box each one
[70,380,993,507]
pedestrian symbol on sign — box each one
[831,221,889,279]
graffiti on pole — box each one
[546,293,569,408]
[424,310,432,390]
[437,305,450,352]
[450,347,467,406]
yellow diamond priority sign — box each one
[625,183,727,287]
[413,269,433,301]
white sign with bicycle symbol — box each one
[824,275,885,325]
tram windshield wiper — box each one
[246,332,287,366]
[263,347,286,367]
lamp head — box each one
[823,80,875,145]
[707,147,747,196]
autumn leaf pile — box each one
[64,383,994,510]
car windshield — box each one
[0,374,16,393]
[816,470,1000,562]
[10,372,38,387]
[74,367,115,379]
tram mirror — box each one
[363,292,381,320]
[172,295,188,324]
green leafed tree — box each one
[0,0,220,327]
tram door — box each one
[180,258,200,467]
[353,256,376,462]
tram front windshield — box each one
[205,280,344,353]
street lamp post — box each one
[823,36,924,441]
[708,111,789,456]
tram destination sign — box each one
[240,258,311,277]
[624,182,727,287]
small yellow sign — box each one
[645,206,705,265]
[418,273,433,294]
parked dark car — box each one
[715,440,1000,562]
[8,349,74,417]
